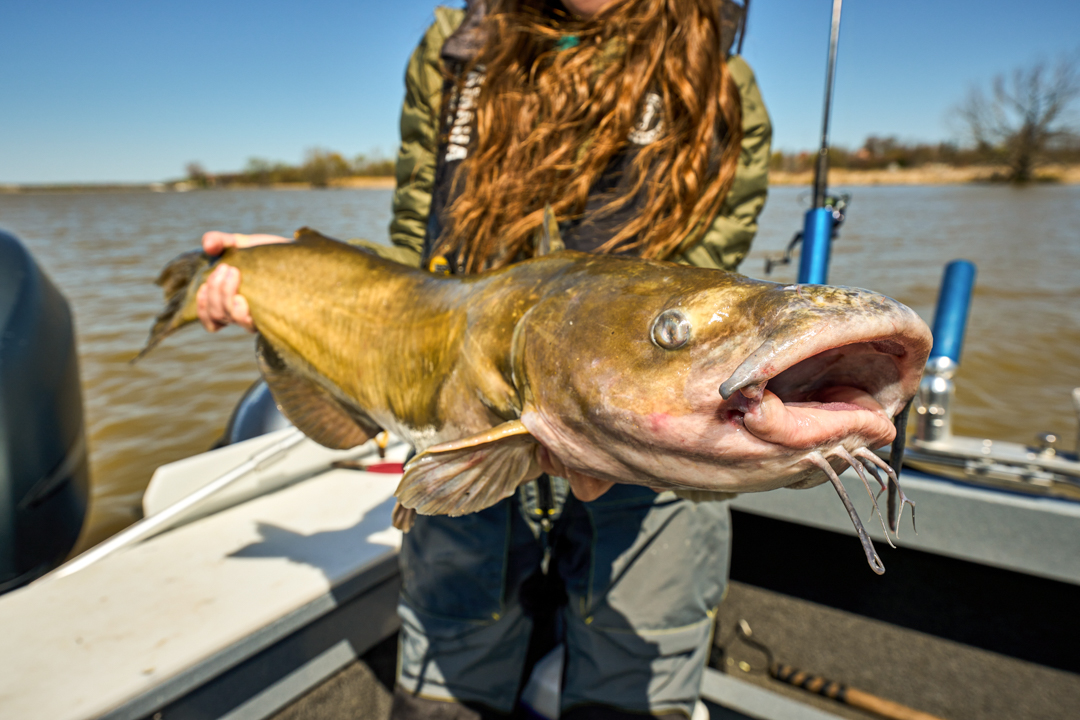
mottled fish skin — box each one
[143,228,932,572]
[511,266,930,495]
[144,229,571,452]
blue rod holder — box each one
[798,207,834,284]
[929,260,977,363]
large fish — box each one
[142,228,932,573]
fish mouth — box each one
[718,321,930,451]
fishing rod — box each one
[765,0,849,283]
[811,0,842,211]
[800,0,845,284]
[722,620,947,720]
[50,428,308,578]
[50,430,399,578]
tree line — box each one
[771,139,984,173]
[773,53,1080,183]
[184,148,394,189]
[770,133,1080,175]
[184,54,1080,188]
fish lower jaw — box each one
[732,386,895,452]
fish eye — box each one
[651,309,692,350]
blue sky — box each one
[2,0,1078,183]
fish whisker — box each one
[835,446,894,549]
[806,451,885,575]
[854,447,916,536]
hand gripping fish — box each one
[141,229,932,574]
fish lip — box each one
[717,306,932,418]
[719,327,824,400]
[720,337,788,400]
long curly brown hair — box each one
[434,0,743,273]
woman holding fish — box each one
[198,1,772,718]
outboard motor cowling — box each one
[0,230,89,593]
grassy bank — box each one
[6,164,1080,194]
[770,163,1080,186]
[329,176,395,189]
[0,176,396,194]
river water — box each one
[1,184,1078,550]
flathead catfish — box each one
[143,229,932,573]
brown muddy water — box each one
[0,185,1078,551]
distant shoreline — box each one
[4,165,1080,194]
[0,175,397,194]
[771,163,1080,186]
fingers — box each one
[202,231,234,256]
[197,264,231,332]
[238,233,290,248]
[537,446,616,501]
[201,231,290,256]
[536,446,566,477]
[231,293,254,332]
[211,265,238,328]
[568,475,615,502]
[196,230,288,332]
[196,264,255,333]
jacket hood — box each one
[441,0,746,63]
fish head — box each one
[515,257,933,494]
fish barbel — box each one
[142,228,932,573]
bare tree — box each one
[185,161,210,188]
[958,53,1080,182]
[301,148,351,188]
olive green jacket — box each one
[367,6,772,272]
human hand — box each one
[197,231,289,332]
[567,474,616,502]
[537,446,615,502]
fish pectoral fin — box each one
[257,337,380,450]
[392,503,417,533]
[396,420,541,518]
[672,489,738,503]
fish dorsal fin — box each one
[535,204,564,257]
[396,420,541,518]
[672,489,737,503]
[292,226,345,248]
[257,337,380,449]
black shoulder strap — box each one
[723,1,748,58]
[421,1,490,271]
[442,0,488,63]
[421,64,469,272]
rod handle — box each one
[929,260,977,363]
[770,663,946,720]
[797,207,834,284]
[771,663,845,700]
[844,687,947,720]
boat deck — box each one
[261,570,1080,720]
[0,433,405,720]
[2,430,1079,720]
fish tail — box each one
[133,250,215,362]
